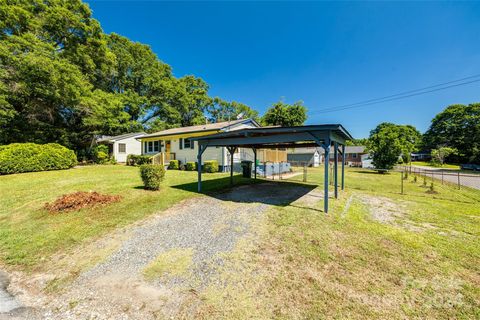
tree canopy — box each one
[367,122,422,170]
[423,103,480,163]
[0,0,260,152]
[262,101,307,127]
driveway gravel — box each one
[25,182,313,319]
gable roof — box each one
[140,118,259,139]
[97,132,145,143]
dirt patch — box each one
[357,194,406,223]
[44,191,121,212]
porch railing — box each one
[152,152,176,165]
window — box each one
[184,138,194,149]
[352,153,357,159]
[145,141,160,153]
[118,143,126,153]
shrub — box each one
[127,154,152,166]
[179,164,186,171]
[93,145,110,164]
[203,160,219,173]
[0,143,77,174]
[168,159,180,170]
[139,164,165,190]
[186,162,197,171]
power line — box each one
[312,74,480,114]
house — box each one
[97,132,145,163]
[287,147,321,167]
[138,119,289,172]
[287,145,368,167]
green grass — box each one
[411,161,460,170]
[142,248,193,280]
[196,168,480,319]
[0,165,255,268]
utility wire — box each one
[312,74,480,114]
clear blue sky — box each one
[86,1,480,138]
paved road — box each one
[408,165,480,190]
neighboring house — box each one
[138,119,288,172]
[336,146,367,167]
[97,132,145,163]
[287,147,321,167]
[411,152,431,161]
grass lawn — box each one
[411,161,460,170]
[196,167,480,319]
[0,165,255,268]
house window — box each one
[118,143,126,153]
[352,153,357,159]
[145,141,160,153]
[184,138,194,149]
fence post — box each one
[441,171,444,185]
[457,172,460,190]
[303,164,307,182]
[401,171,404,194]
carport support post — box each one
[334,142,338,199]
[322,140,331,213]
[341,144,345,190]
[228,146,236,186]
[197,144,207,192]
[253,148,257,180]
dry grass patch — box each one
[44,191,121,212]
[143,248,194,280]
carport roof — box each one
[191,124,353,148]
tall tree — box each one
[262,101,307,127]
[367,123,421,170]
[423,103,480,163]
[207,97,258,123]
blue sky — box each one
[86,1,480,138]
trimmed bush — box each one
[127,154,152,166]
[139,164,165,190]
[186,162,197,171]
[168,159,180,170]
[203,160,219,173]
[0,143,77,174]
[93,145,110,164]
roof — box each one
[97,132,145,143]
[192,124,353,148]
[140,118,259,139]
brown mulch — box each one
[44,191,122,212]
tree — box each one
[367,123,421,171]
[431,147,457,166]
[207,97,258,123]
[262,101,307,127]
[423,104,480,163]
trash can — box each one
[241,160,252,178]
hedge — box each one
[203,160,219,173]
[168,159,180,170]
[139,164,165,190]
[186,162,197,171]
[0,143,77,174]
[126,154,152,166]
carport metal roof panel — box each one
[191,124,353,147]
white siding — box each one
[112,136,142,162]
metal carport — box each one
[191,124,353,213]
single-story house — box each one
[97,132,145,162]
[138,119,289,172]
[287,145,368,167]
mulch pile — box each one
[44,191,122,213]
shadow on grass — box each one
[171,174,317,207]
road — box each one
[407,165,480,190]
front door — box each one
[165,140,171,161]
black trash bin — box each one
[241,160,252,178]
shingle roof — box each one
[97,132,146,143]
[140,119,257,139]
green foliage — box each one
[346,138,369,146]
[207,97,259,123]
[430,147,457,166]
[367,123,422,171]
[0,0,259,153]
[92,145,110,164]
[424,104,480,164]
[203,160,219,173]
[139,164,165,190]
[186,162,197,171]
[168,160,180,170]
[0,143,77,174]
[126,154,152,166]
[262,101,307,127]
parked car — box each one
[460,164,480,171]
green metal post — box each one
[334,142,338,198]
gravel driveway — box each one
[30,182,313,319]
